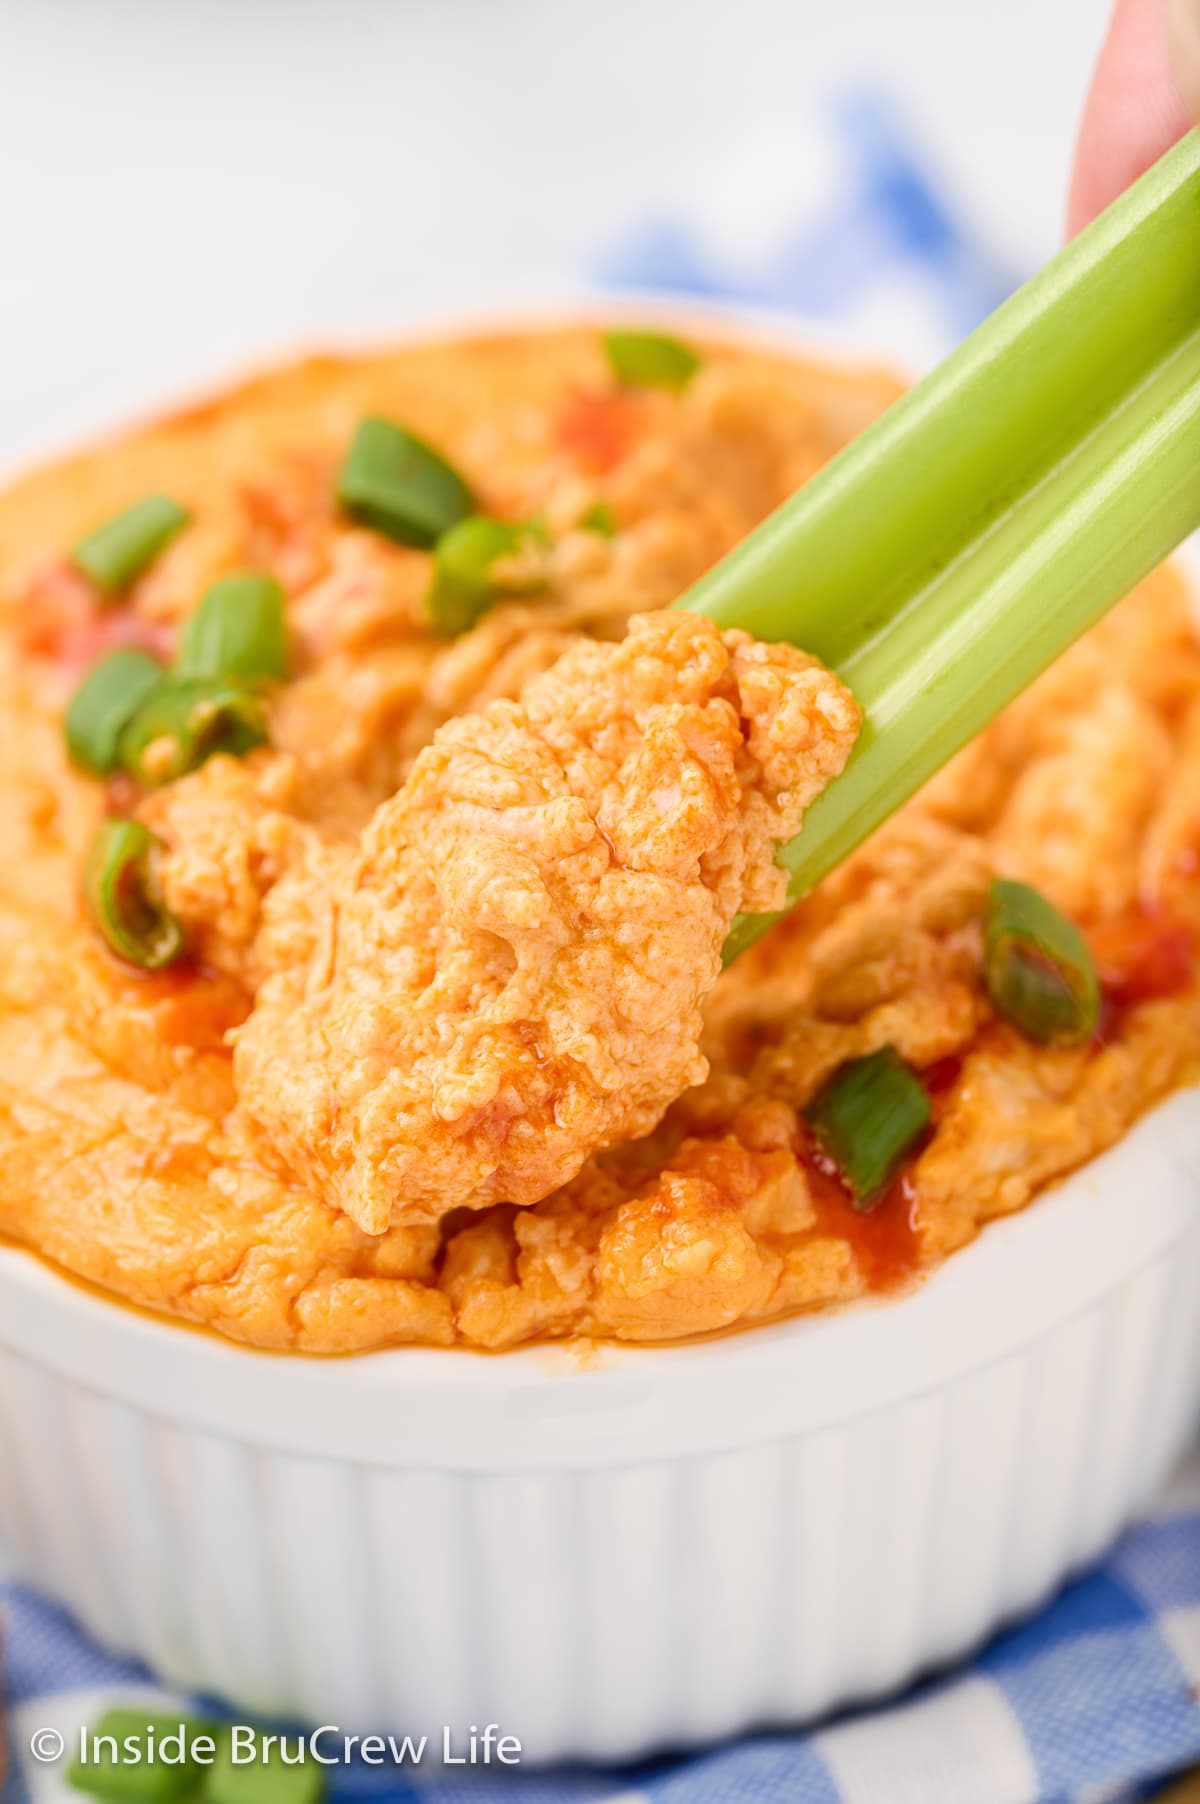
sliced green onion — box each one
[65,648,164,775]
[983,878,1100,1046]
[205,1728,326,1804]
[425,514,548,636]
[603,329,701,391]
[118,677,268,786]
[580,500,616,537]
[804,1046,932,1208]
[71,495,190,598]
[68,1708,217,1802]
[336,416,475,548]
[84,820,184,970]
[176,572,288,684]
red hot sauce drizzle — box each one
[1089,907,1194,1012]
[796,1121,922,1292]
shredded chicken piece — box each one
[141,755,318,989]
[2,330,1197,1355]
[233,611,859,1234]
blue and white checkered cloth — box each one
[3,1455,1199,1804]
[2,89,1198,1804]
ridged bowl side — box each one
[0,1212,1195,1766]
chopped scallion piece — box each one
[205,1728,326,1804]
[65,647,164,775]
[118,678,268,786]
[176,572,288,684]
[68,1709,218,1803]
[84,820,184,970]
[603,329,701,391]
[580,500,616,537]
[425,514,548,636]
[983,878,1100,1046]
[804,1046,931,1208]
[71,495,190,598]
[336,416,475,548]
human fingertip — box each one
[1067,0,1194,236]
[1167,0,1200,118]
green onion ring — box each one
[65,648,164,776]
[983,878,1100,1046]
[71,495,190,598]
[425,515,548,636]
[84,819,184,970]
[336,416,475,549]
[580,500,617,537]
[603,329,701,391]
[804,1045,932,1208]
[176,572,288,685]
[117,677,268,787]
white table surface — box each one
[0,0,1108,466]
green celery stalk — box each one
[675,132,1200,957]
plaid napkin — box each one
[2,89,1198,1804]
[2,1455,1198,1804]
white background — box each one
[0,0,1109,464]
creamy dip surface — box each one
[0,325,1197,1352]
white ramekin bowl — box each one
[0,311,1197,1765]
[0,1086,1197,1763]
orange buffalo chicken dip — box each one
[0,325,1197,1352]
